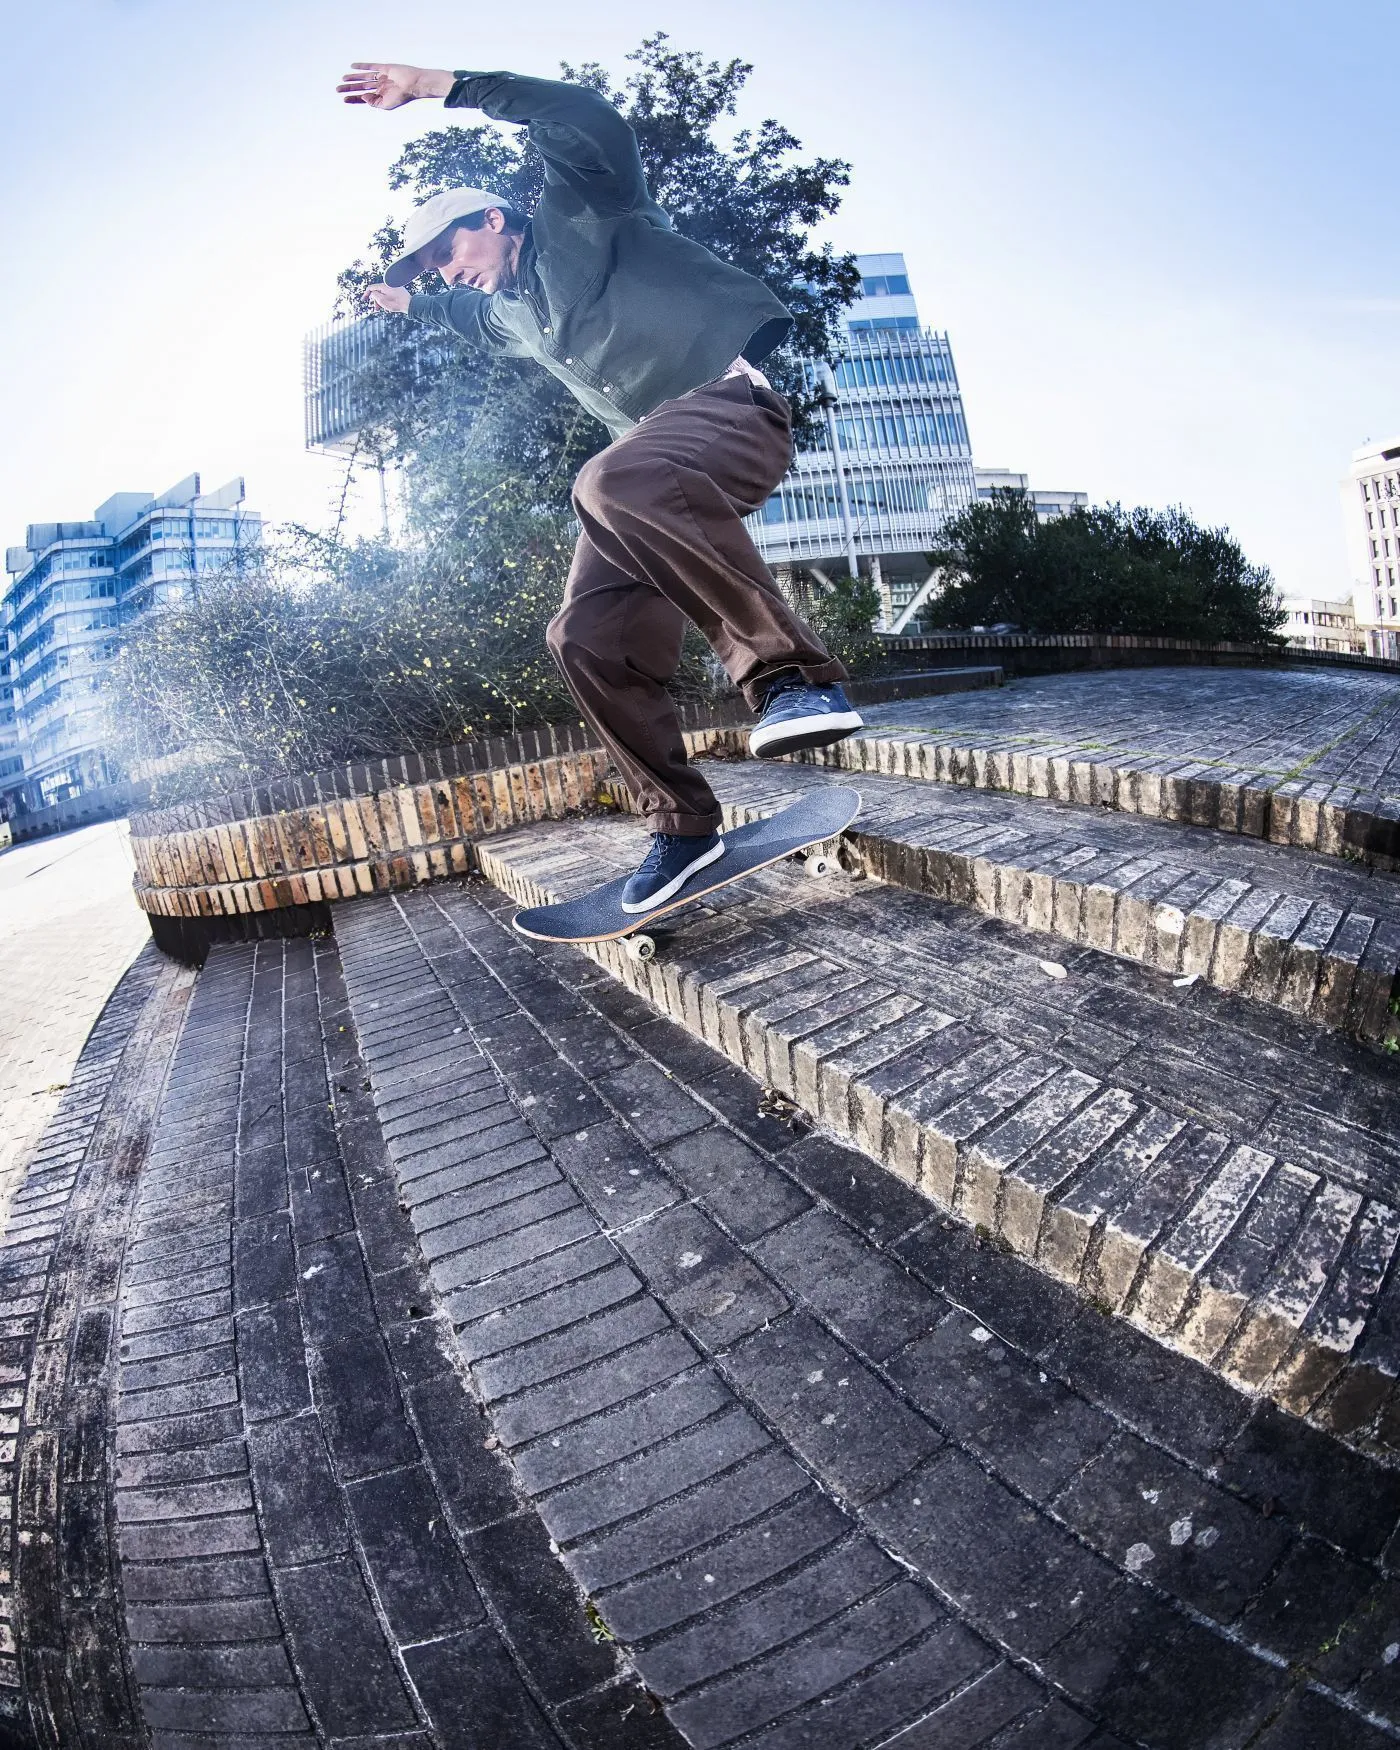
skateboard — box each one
[511,787,861,961]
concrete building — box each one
[974,469,1088,523]
[1281,595,1365,655]
[0,630,22,798]
[1341,435,1400,659]
[748,253,1087,632]
[2,474,259,815]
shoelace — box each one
[637,833,686,875]
[767,681,832,710]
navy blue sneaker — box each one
[621,830,726,914]
[749,676,863,759]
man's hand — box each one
[366,283,412,314]
[336,63,455,109]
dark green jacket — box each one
[406,71,794,438]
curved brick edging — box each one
[705,762,1400,1043]
[0,945,191,1745]
[123,671,1003,946]
[797,669,1400,869]
[129,747,612,924]
[884,628,1400,679]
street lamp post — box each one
[814,362,860,582]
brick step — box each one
[774,669,1400,868]
[695,759,1400,1043]
[475,813,1400,1455]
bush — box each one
[803,572,884,676]
[107,509,581,802]
[926,493,1285,644]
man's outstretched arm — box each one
[338,62,650,214]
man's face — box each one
[425,210,519,293]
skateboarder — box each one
[339,61,864,912]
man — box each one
[340,61,863,912]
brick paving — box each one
[4,666,1400,1745]
[798,667,1400,863]
[323,880,1400,1749]
[0,941,187,1738]
[0,868,1396,1741]
[860,667,1400,789]
[478,809,1400,1445]
[111,934,674,1750]
[0,822,151,1232]
[702,759,1400,1040]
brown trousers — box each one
[546,373,847,836]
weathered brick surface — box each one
[0,944,187,1742]
[100,936,682,1750]
[476,804,1400,1447]
[706,756,1400,1040]
[797,666,1400,869]
[329,876,1400,1748]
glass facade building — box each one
[2,474,260,815]
[750,254,978,627]
[750,253,1086,631]
[305,315,395,454]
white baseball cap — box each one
[384,187,513,287]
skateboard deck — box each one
[511,787,861,954]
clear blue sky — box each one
[3,0,1395,594]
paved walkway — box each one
[0,822,149,1231]
[2,668,1400,1747]
[4,880,1397,1746]
[859,668,1400,789]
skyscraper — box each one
[2,474,259,815]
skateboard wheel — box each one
[805,853,834,879]
[627,934,656,963]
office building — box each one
[0,632,21,796]
[748,254,974,630]
[1341,436,1400,658]
[305,315,389,455]
[974,469,1088,522]
[748,254,1086,631]
[2,474,260,815]
[1281,595,1365,656]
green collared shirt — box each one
[406,70,794,439]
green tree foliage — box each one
[803,572,884,676]
[926,491,1286,644]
